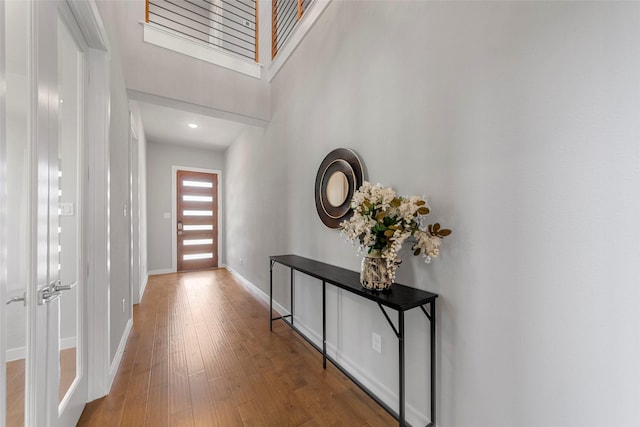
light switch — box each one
[163,212,171,219]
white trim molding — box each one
[139,273,149,301]
[142,22,262,79]
[268,0,332,82]
[0,0,7,419]
[148,268,174,276]
[226,266,289,315]
[108,318,132,390]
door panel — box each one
[2,2,89,426]
[3,1,31,425]
[177,171,219,271]
[56,9,83,418]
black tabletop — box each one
[270,254,437,311]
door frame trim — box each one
[171,166,222,272]
[85,47,111,401]
[129,115,141,304]
[0,0,7,421]
[66,0,113,402]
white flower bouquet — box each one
[340,181,451,281]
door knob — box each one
[38,286,60,305]
[37,280,77,305]
[6,293,26,306]
[52,280,77,292]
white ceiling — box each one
[136,101,250,150]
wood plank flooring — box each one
[6,358,25,427]
[78,269,395,426]
[6,348,77,426]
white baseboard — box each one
[108,318,132,390]
[6,337,77,362]
[225,265,290,315]
[60,337,77,350]
[148,268,174,276]
[6,347,24,362]
[139,273,149,301]
[224,265,428,426]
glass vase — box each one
[360,250,393,291]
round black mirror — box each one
[315,148,364,228]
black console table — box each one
[269,254,437,427]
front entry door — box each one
[176,170,219,271]
[1,1,89,425]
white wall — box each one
[146,141,225,272]
[96,0,134,364]
[225,2,640,426]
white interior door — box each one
[52,4,88,425]
[2,1,89,426]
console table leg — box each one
[322,280,327,369]
[430,299,436,427]
[399,310,405,427]
[291,268,295,326]
[270,261,274,331]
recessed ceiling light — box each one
[59,99,64,103]
[188,123,198,129]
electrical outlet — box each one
[372,332,382,353]
[122,298,126,313]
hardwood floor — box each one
[6,348,76,426]
[78,269,395,426]
[60,347,77,400]
[6,358,25,427]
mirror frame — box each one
[314,148,364,228]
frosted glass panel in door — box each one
[56,14,82,407]
[4,1,30,425]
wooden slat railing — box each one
[272,0,314,59]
